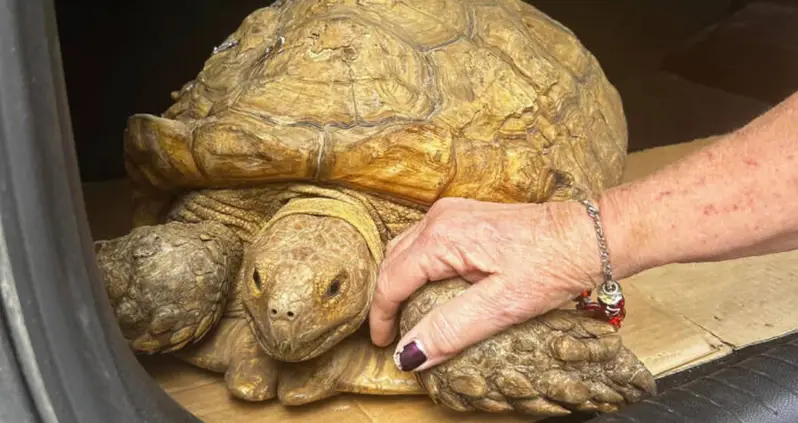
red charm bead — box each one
[575,288,626,328]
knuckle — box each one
[428,197,459,216]
[431,197,454,209]
[384,237,401,254]
[473,219,502,243]
[425,224,451,244]
[426,202,445,217]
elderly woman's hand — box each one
[369,90,798,373]
[368,197,614,372]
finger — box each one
[384,220,424,260]
[371,225,491,347]
[369,221,425,347]
[369,248,446,347]
[371,226,478,342]
[368,302,399,347]
[393,277,543,373]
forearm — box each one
[600,91,798,280]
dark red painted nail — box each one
[394,340,427,371]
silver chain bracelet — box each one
[574,198,626,328]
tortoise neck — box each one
[258,196,385,263]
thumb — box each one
[393,277,531,373]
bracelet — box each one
[573,198,626,328]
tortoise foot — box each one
[277,344,342,406]
[176,317,279,402]
[399,279,657,416]
[226,353,280,402]
[95,221,242,354]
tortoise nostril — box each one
[268,306,297,321]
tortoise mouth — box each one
[243,303,351,362]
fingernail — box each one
[394,340,427,371]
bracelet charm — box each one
[574,199,627,328]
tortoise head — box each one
[240,212,379,362]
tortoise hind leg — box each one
[278,331,425,406]
[399,279,657,417]
[94,220,242,354]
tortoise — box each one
[94,0,657,417]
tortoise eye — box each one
[327,279,341,297]
[253,269,262,290]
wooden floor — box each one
[83,137,798,423]
[139,354,534,423]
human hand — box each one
[369,197,605,372]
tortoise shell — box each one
[123,0,627,222]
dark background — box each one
[53,0,798,182]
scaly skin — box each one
[400,279,657,416]
[95,186,416,402]
[240,213,379,362]
[95,220,242,354]
[175,316,281,402]
[95,186,656,416]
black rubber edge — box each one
[0,0,201,422]
[0,305,38,422]
[585,334,798,422]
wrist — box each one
[545,184,664,292]
[594,183,659,281]
[552,199,617,290]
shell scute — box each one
[126,0,628,220]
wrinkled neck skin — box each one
[240,196,383,362]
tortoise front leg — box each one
[175,316,280,402]
[278,330,425,406]
[399,279,657,417]
[94,221,242,354]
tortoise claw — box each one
[277,349,341,406]
[226,353,279,402]
[399,278,657,416]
